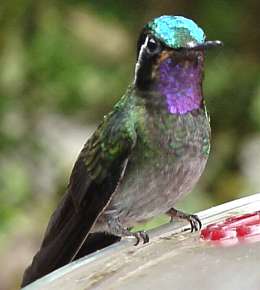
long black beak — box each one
[195,40,223,50]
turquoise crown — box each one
[146,15,206,49]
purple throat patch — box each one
[157,57,202,115]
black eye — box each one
[146,37,161,54]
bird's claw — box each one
[187,214,202,232]
[167,208,202,233]
[133,231,149,246]
[107,216,149,245]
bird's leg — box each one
[167,207,202,232]
[107,215,149,245]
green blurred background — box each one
[1,1,260,289]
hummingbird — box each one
[22,15,222,287]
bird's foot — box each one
[167,208,202,232]
[107,216,149,245]
[131,230,149,245]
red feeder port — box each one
[200,211,260,245]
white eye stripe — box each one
[134,36,160,84]
[141,36,150,54]
[134,36,149,83]
[137,36,150,61]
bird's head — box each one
[134,16,222,114]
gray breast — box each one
[96,109,210,229]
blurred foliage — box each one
[1,1,260,289]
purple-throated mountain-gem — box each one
[22,15,222,287]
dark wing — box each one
[21,108,137,287]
